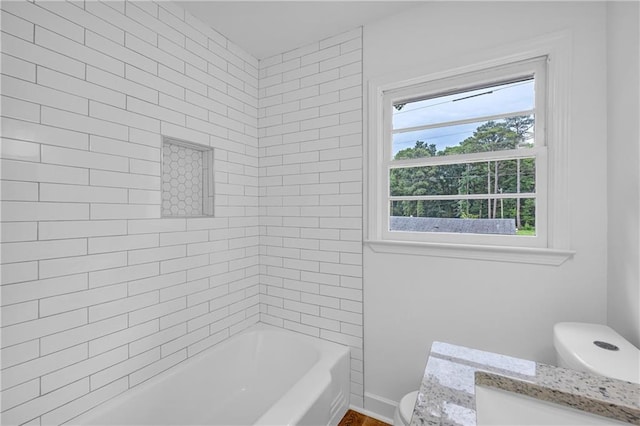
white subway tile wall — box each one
[1,1,365,422]
[1,1,260,424]
[257,28,364,406]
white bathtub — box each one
[72,324,350,426]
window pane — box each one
[390,158,536,197]
[389,198,536,235]
[392,116,535,159]
[393,79,534,130]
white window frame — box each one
[365,33,575,265]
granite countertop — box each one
[410,341,640,426]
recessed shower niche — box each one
[162,137,214,217]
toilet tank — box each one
[553,322,640,384]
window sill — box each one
[364,239,575,266]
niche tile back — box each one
[162,138,214,217]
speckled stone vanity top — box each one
[410,341,640,426]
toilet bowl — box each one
[554,322,640,384]
[393,390,419,426]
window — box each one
[383,59,546,247]
[367,38,573,263]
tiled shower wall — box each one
[0,1,259,424]
[257,29,364,406]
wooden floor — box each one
[338,409,391,426]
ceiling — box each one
[176,1,419,60]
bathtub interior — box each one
[72,324,350,426]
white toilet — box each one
[554,322,640,384]
[393,390,419,426]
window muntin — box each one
[381,58,547,246]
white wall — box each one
[257,29,364,406]
[362,2,609,417]
[0,2,259,424]
[606,1,640,347]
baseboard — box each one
[359,392,398,423]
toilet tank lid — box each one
[554,322,640,384]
